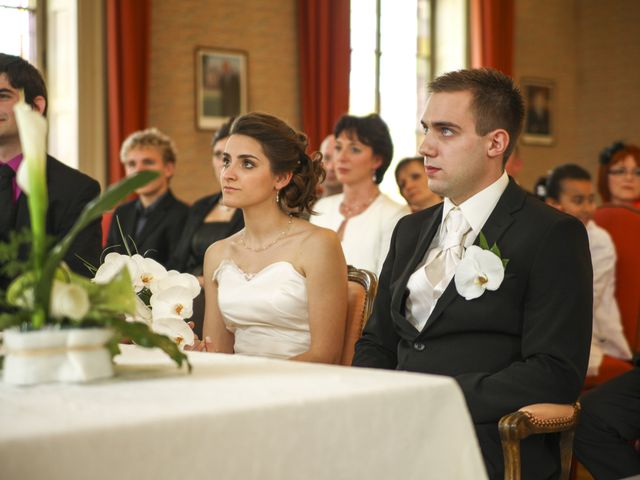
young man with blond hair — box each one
[106,128,188,267]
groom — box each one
[352,68,592,480]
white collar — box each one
[441,171,509,235]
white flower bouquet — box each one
[0,93,193,376]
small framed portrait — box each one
[195,47,248,130]
[521,78,554,146]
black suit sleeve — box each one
[61,178,102,276]
[455,216,593,423]
[352,219,402,369]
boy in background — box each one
[545,163,632,380]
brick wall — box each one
[148,0,300,204]
[515,0,640,194]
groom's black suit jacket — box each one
[353,179,593,480]
[13,155,102,276]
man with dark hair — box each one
[106,128,188,267]
[0,53,101,287]
[353,68,592,480]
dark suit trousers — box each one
[574,367,640,480]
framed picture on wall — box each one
[195,47,248,130]
[521,78,554,146]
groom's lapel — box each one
[419,179,525,334]
[390,204,443,316]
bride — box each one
[189,112,347,363]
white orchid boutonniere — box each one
[454,232,509,300]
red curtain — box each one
[470,0,514,76]
[106,0,151,184]
[297,0,350,152]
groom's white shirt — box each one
[405,170,510,332]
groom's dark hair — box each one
[428,68,524,162]
[0,53,48,114]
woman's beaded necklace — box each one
[236,215,294,252]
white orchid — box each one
[93,252,200,348]
[126,296,153,326]
[129,255,168,292]
[94,252,134,284]
[49,280,90,321]
[153,270,201,298]
[95,253,168,293]
[152,316,195,349]
[454,245,506,300]
[151,286,195,320]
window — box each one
[349,0,468,201]
[0,0,39,65]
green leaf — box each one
[35,171,159,322]
[490,243,501,258]
[114,215,133,257]
[0,310,31,330]
[67,268,138,317]
[479,232,490,250]
[108,317,192,372]
[502,258,510,268]
[137,287,152,307]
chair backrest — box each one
[340,266,378,366]
[593,204,640,353]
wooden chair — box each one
[499,402,581,480]
[340,266,378,366]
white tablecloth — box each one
[0,345,487,480]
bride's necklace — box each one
[339,192,379,219]
[237,216,294,252]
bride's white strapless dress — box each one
[213,259,310,359]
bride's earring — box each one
[275,189,280,204]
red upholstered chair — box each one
[593,204,640,356]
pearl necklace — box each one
[236,216,294,252]
[339,193,379,219]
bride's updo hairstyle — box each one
[229,112,325,215]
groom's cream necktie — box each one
[425,207,470,289]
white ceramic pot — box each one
[2,327,114,385]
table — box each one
[0,345,487,480]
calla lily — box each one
[14,93,47,198]
[454,245,505,300]
[151,286,195,320]
[152,316,195,349]
[49,280,90,321]
[13,92,48,326]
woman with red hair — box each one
[597,142,640,209]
